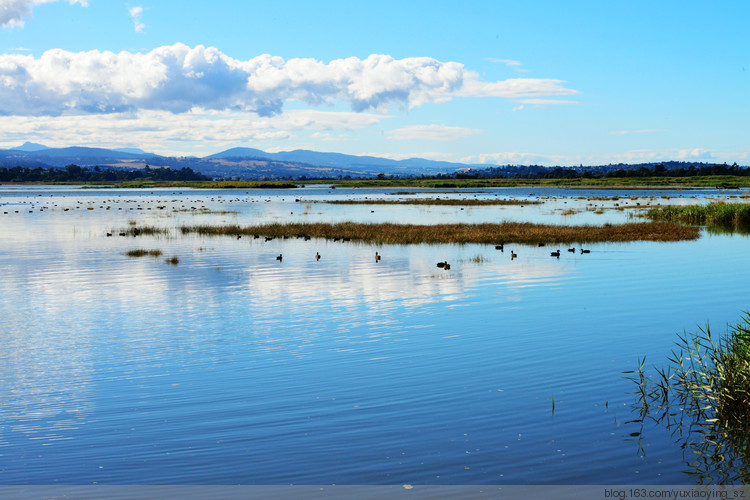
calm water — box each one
[1,185,748,484]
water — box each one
[1,185,748,484]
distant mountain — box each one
[11,142,48,152]
[113,147,148,155]
[207,147,474,174]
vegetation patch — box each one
[126,249,163,257]
[627,316,750,482]
[120,225,170,236]
[645,201,750,230]
[179,221,698,245]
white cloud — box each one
[128,6,145,33]
[461,152,567,166]
[0,108,388,156]
[386,124,482,141]
[676,148,713,160]
[0,43,579,117]
[609,129,668,135]
[0,0,87,28]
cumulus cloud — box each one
[128,6,145,33]
[386,124,482,141]
[1,0,87,28]
[0,43,579,117]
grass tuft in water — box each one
[166,256,179,265]
[627,314,750,483]
[126,249,163,258]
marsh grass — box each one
[627,316,750,483]
[166,256,179,265]
[179,221,699,245]
[126,249,163,257]
[319,198,541,206]
[646,201,750,230]
[121,225,170,236]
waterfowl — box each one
[276,254,283,261]
[436,262,446,268]
[375,252,381,262]
[443,263,451,270]
[495,244,504,251]
[538,243,545,247]
[581,249,590,254]
[550,250,561,258]
[316,252,321,261]
[511,251,517,259]
[568,248,575,253]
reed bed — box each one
[179,221,699,245]
[646,201,750,230]
[319,198,540,206]
[627,316,750,482]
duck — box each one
[567,247,575,253]
[375,252,381,262]
[550,249,561,258]
[581,249,590,254]
[511,251,518,259]
[495,244,504,251]
[276,254,283,261]
[436,261,447,268]
[316,252,321,261]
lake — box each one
[1,185,748,484]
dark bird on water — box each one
[551,249,561,258]
[511,251,517,259]
[375,252,381,262]
[581,249,591,254]
[316,252,320,261]
[276,254,283,261]
[495,244,504,251]
[568,248,575,252]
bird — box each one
[568,247,575,253]
[276,254,283,261]
[236,234,241,239]
[106,232,112,237]
[444,263,451,270]
[581,249,590,254]
[436,261,446,268]
[511,251,517,259]
[551,249,561,258]
[495,244,504,251]
[316,252,320,261]
[265,237,273,242]
[538,243,545,247]
[375,252,381,262]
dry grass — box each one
[180,221,699,245]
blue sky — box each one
[0,1,747,165]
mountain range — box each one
[0,142,472,179]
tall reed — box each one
[627,315,750,483]
[646,202,750,230]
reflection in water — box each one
[3,186,750,484]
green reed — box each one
[646,202,750,230]
[627,315,750,483]
[125,249,163,257]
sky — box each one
[0,1,748,166]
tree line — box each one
[0,165,211,183]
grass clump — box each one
[126,249,163,257]
[179,221,699,245]
[120,225,170,236]
[627,315,750,483]
[166,255,179,265]
[645,201,750,230]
